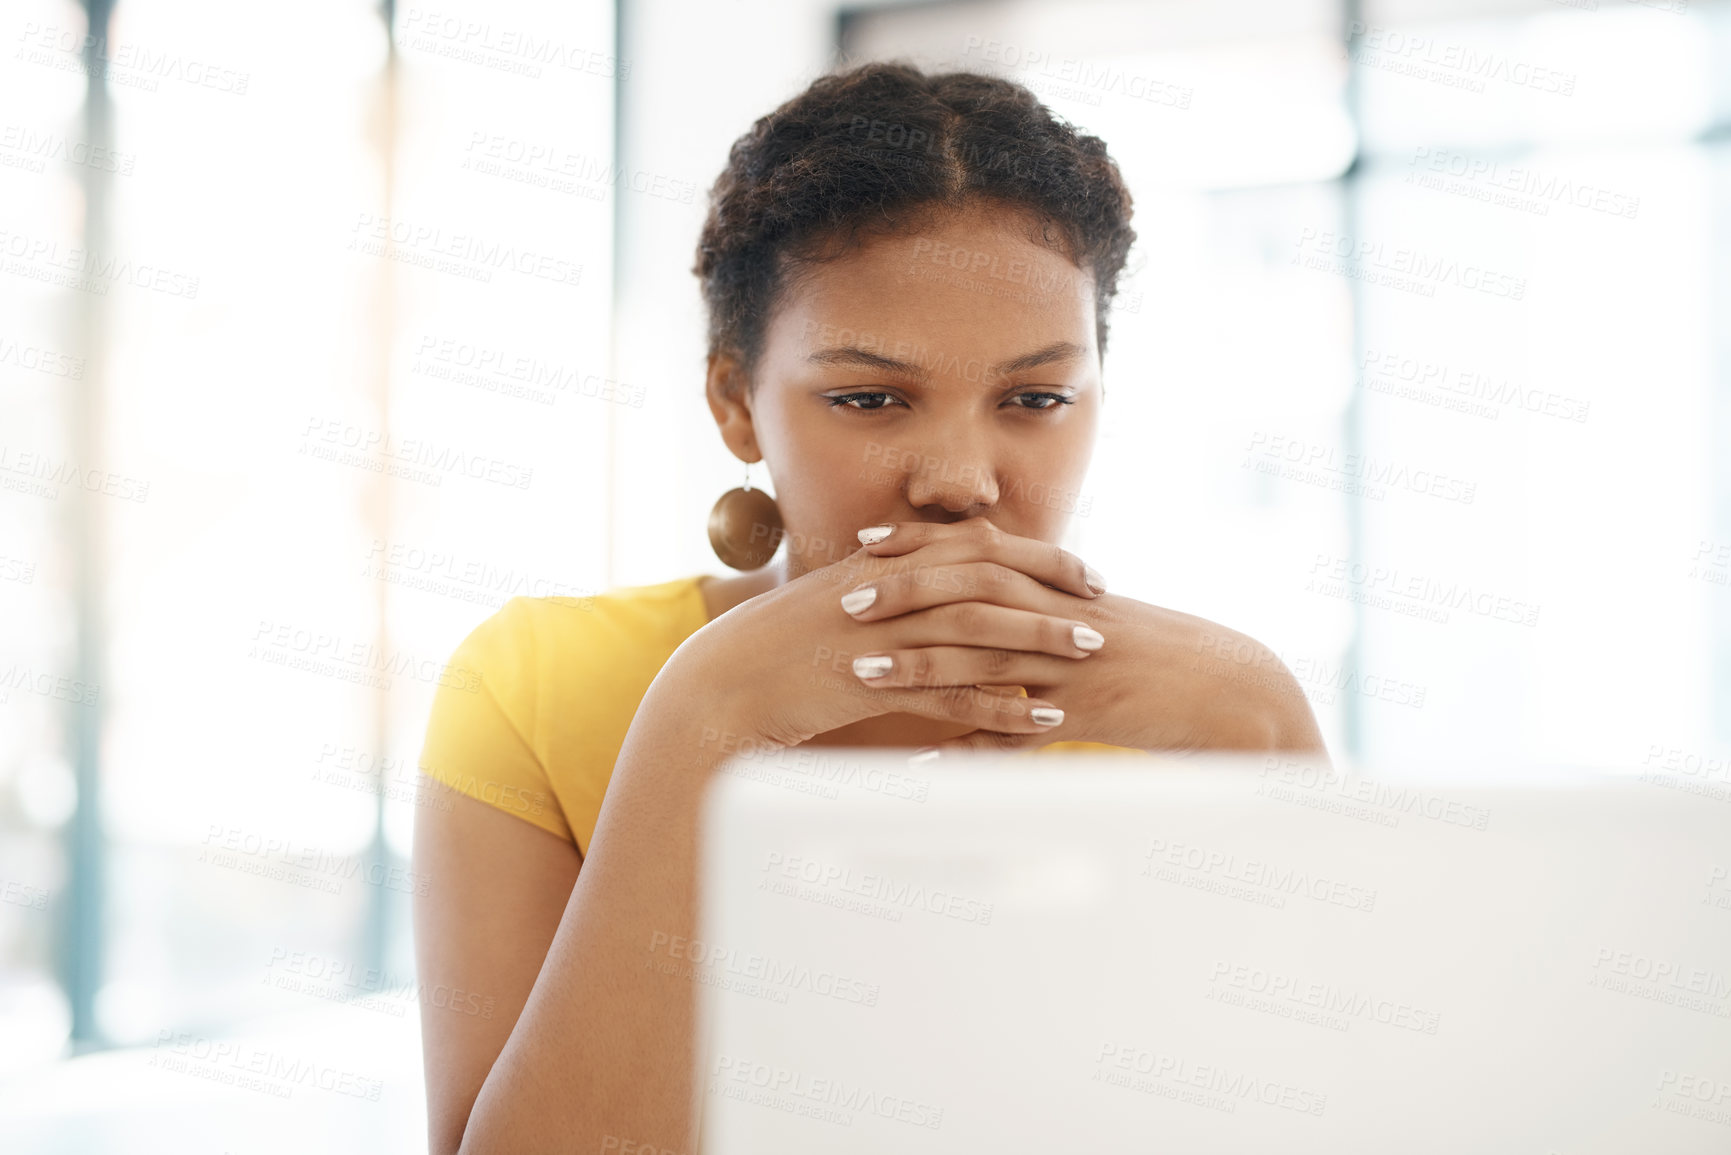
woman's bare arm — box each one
[414,664,762,1154]
[412,783,582,1154]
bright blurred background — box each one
[1,0,1728,1149]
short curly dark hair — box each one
[693,61,1137,386]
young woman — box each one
[412,61,1327,1154]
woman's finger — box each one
[855,518,1105,599]
[879,601,1104,659]
[840,559,1072,623]
[914,728,1050,758]
[846,682,1067,735]
[849,645,1075,692]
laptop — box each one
[693,750,1731,1153]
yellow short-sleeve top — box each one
[419,575,1137,855]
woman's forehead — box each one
[764,212,1097,366]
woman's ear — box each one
[704,351,760,461]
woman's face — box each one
[719,199,1102,578]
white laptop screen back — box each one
[695,751,1731,1154]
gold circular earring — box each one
[708,460,784,570]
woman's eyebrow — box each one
[806,345,924,377]
[806,339,1085,380]
[993,340,1086,375]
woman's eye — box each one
[827,392,904,411]
[1011,392,1076,411]
[825,390,1073,412]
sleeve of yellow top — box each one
[418,599,575,846]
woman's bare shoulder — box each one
[1112,595,1329,757]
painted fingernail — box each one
[1084,565,1107,595]
[908,746,940,765]
[853,654,893,680]
[1030,707,1064,727]
[857,525,894,544]
[1072,625,1105,652]
[841,585,878,615]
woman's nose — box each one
[902,445,999,514]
